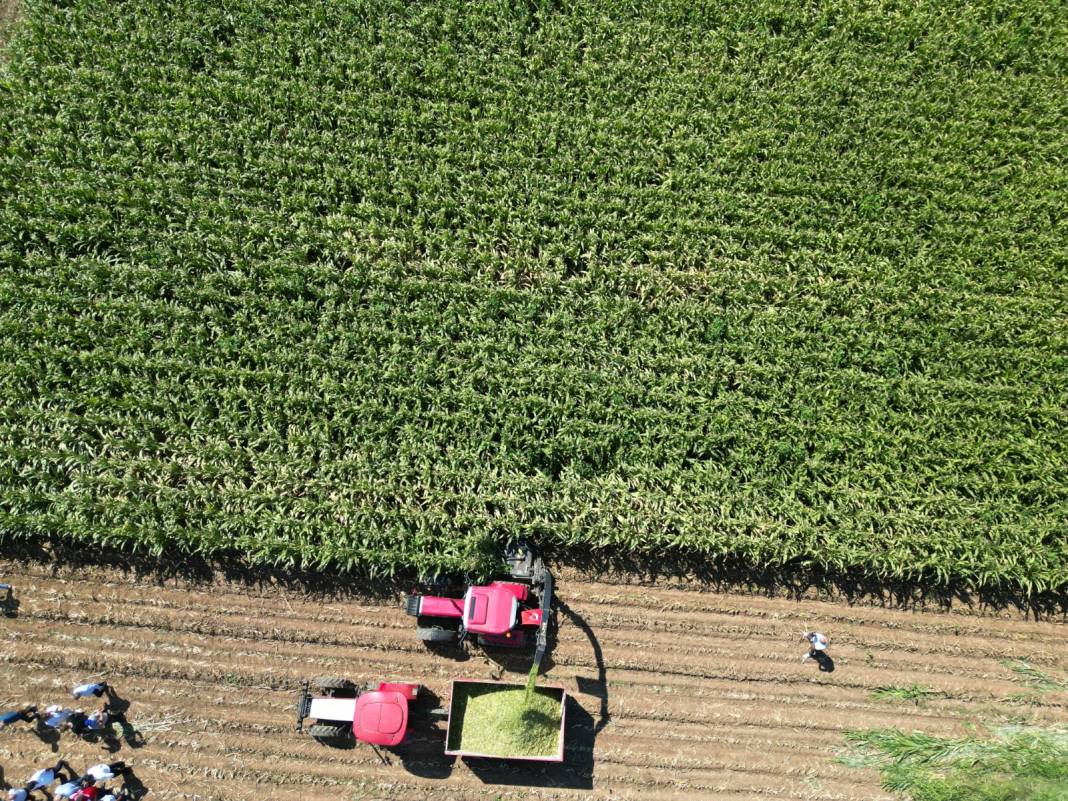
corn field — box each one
[0,0,1065,589]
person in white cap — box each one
[7,788,29,801]
[801,631,830,662]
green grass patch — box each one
[447,683,562,758]
[840,726,1068,801]
[869,685,938,704]
[1004,661,1068,693]
[0,0,1065,590]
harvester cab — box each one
[405,542,554,672]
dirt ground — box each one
[0,0,18,49]
[0,554,1065,801]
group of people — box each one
[1,683,115,738]
[7,759,130,800]
[2,681,138,799]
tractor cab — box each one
[298,679,424,748]
[354,689,410,747]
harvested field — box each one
[0,555,1065,800]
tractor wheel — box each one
[308,723,352,742]
[531,558,547,586]
[417,626,458,642]
[314,676,356,695]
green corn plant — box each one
[0,0,1064,586]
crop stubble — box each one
[0,558,1064,800]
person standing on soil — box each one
[53,779,82,799]
[81,762,127,784]
[42,704,74,730]
[70,706,110,736]
[24,759,69,792]
[71,682,108,701]
[0,704,37,730]
[70,784,101,801]
[801,631,830,662]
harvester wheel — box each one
[417,626,458,642]
[314,676,356,695]
[308,723,352,741]
[531,559,548,586]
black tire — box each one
[417,626,458,642]
[308,723,352,741]
[314,676,355,695]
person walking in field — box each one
[70,706,111,735]
[53,779,82,799]
[81,762,128,784]
[0,704,38,730]
[42,704,75,730]
[24,759,69,791]
[71,681,108,700]
[70,783,101,801]
[801,631,830,662]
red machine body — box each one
[352,682,417,746]
[297,678,436,749]
[406,543,553,661]
[411,581,533,641]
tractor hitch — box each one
[296,680,312,733]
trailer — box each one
[298,676,569,763]
[445,679,567,762]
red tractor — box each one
[296,676,445,747]
[405,543,554,672]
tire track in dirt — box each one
[0,559,1064,800]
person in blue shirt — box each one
[69,706,110,736]
[83,708,111,732]
[0,704,37,730]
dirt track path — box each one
[0,558,1065,800]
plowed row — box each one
[0,557,1065,801]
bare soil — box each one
[0,0,17,49]
[0,554,1064,800]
